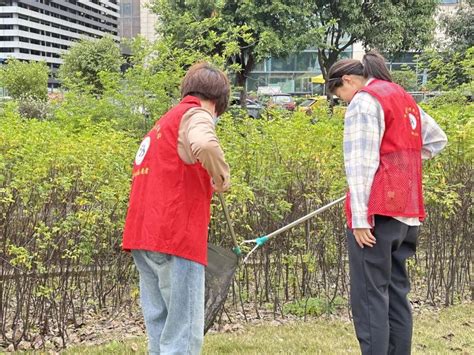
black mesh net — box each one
[204,243,238,334]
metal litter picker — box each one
[203,194,346,333]
[240,196,346,263]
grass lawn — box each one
[15,303,474,354]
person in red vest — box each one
[122,62,231,355]
[327,51,447,355]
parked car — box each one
[229,97,263,118]
[297,96,327,115]
[261,94,296,111]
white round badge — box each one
[408,113,417,130]
[135,136,151,165]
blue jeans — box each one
[132,250,205,355]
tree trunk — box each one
[236,71,247,109]
[236,52,255,109]
[318,50,340,110]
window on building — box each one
[271,55,296,72]
[295,51,319,72]
[121,1,133,16]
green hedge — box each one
[0,107,137,348]
[211,103,472,307]
[1,107,136,267]
[0,102,472,348]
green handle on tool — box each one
[232,246,242,256]
[256,236,269,247]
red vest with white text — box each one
[122,96,213,266]
[345,79,425,228]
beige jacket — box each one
[177,107,230,192]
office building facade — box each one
[119,0,157,42]
[0,0,120,87]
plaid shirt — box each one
[344,81,448,228]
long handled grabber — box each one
[240,195,346,263]
[217,193,242,257]
[204,194,346,332]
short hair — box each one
[181,62,230,116]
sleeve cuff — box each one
[351,212,373,229]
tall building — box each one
[0,0,120,88]
[119,0,158,41]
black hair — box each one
[327,51,392,93]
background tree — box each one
[439,0,473,53]
[418,1,473,91]
[0,59,49,100]
[150,0,321,103]
[307,1,437,81]
[391,65,418,91]
[121,36,214,125]
[59,36,124,95]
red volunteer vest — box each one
[122,96,213,266]
[345,79,425,228]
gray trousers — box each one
[347,215,418,355]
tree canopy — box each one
[0,59,49,100]
[418,1,473,91]
[59,36,124,95]
[150,0,321,100]
[439,0,473,53]
[307,0,438,79]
